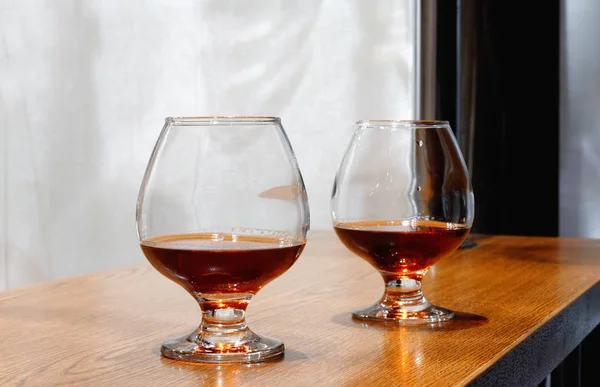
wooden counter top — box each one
[1,231,599,386]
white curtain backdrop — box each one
[0,0,415,290]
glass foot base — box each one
[352,303,455,324]
[161,330,284,364]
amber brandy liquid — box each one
[334,220,469,276]
[140,233,305,295]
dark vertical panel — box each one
[434,0,560,236]
[456,0,479,174]
[469,0,560,236]
[435,0,457,130]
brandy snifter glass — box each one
[331,120,474,323]
[137,117,310,363]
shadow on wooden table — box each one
[331,311,489,331]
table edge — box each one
[468,281,600,386]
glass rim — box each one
[356,119,450,128]
[166,116,281,124]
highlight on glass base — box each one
[153,292,286,364]
[160,310,285,363]
[136,117,310,363]
[351,279,455,324]
[331,120,474,324]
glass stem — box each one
[160,293,285,361]
[192,294,258,348]
[380,278,432,311]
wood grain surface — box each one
[1,231,599,386]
